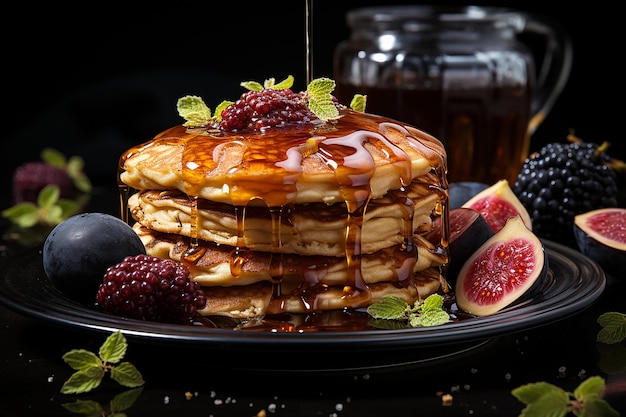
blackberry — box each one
[513,139,619,247]
[96,254,206,324]
[219,88,316,133]
[12,162,74,203]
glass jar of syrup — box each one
[333,5,572,184]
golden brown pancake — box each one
[134,224,446,287]
[120,110,447,206]
[128,184,441,258]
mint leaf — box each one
[512,382,564,404]
[41,147,67,168]
[421,293,444,312]
[61,331,144,394]
[241,80,265,91]
[574,375,605,400]
[110,387,144,412]
[349,94,367,113]
[111,362,145,388]
[177,95,213,127]
[60,366,105,394]
[269,75,294,90]
[511,383,569,417]
[61,399,104,415]
[62,349,102,371]
[597,312,626,344]
[367,295,408,320]
[37,184,60,208]
[1,203,39,228]
[99,331,127,364]
[67,156,92,193]
[214,100,234,122]
[410,309,450,327]
[516,391,569,417]
[583,397,621,417]
[307,77,340,122]
[367,294,451,328]
[512,377,620,417]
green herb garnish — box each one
[2,148,91,229]
[176,95,214,128]
[349,94,367,113]
[306,77,339,121]
[61,331,144,394]
[512,376,620,417]
[367,293,451,328]
[61,387,143,416]
[2,184,82,228]
[597,312,626,344]
[42,148,92,194]
[177,75,347,128]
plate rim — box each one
[0,240,606,351]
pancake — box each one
[118,79,450,322]
[120,110,447,206]
[128,183,441,258]
[134,224,445,287]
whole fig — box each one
[43,213,146,303]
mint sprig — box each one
[349,94,367,113]
[597,312,626,344]
[2,148,91,229]
[367,293,451,328]
[61,331,144,394]
[41,148,92,194]
[512,376,620,417]
[306,77,340,121]
[62,387,143,416]
[2,184,82,228]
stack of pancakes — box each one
[119,107,449,321]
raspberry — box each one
[12,162,74,203]
[96,254,206,324]
[219,88,316,133]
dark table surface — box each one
[1,1,625,415]
[0,187,625,417]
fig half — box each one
[426,208,495,285]
[573,207,626,275]
[455,215,546,316]
[462,179,532,233]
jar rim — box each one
[346,5,526,32]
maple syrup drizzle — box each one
[118,110,450,320]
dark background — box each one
[3,1,623,199]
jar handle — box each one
[521,14,573,135]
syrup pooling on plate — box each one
[118,107,450,323]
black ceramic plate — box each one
[0,240,605,370]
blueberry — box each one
[449,182,490,209]
[43,213,146,303]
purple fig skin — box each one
[449,182,490,209]
[440,208,495,285]
[43,213,146,303]
[455,216,546,316]
[573,208,626,276]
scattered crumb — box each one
[256,410,267,417]
[441,393,453,406]
[185,391,193,400]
